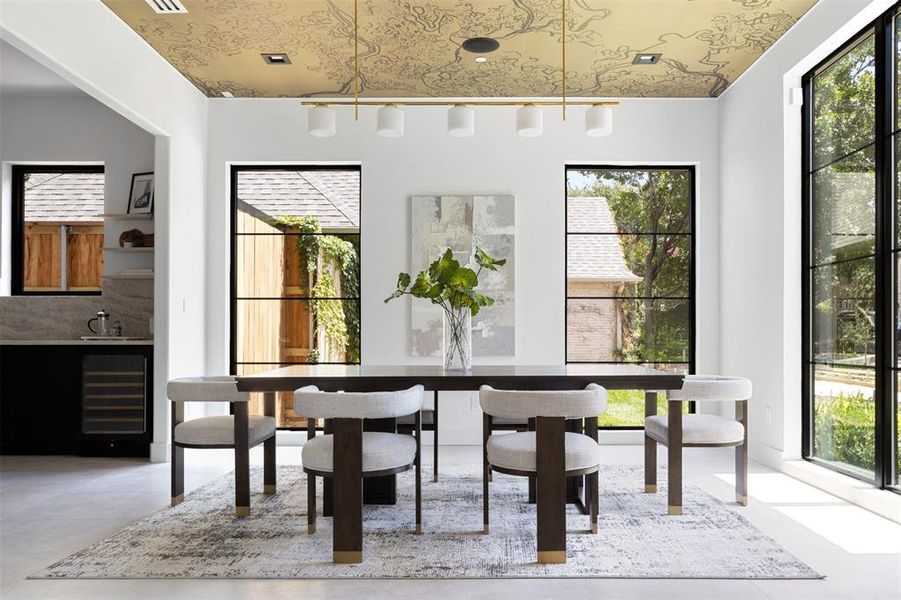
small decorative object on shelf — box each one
[119,229,154,248]
[127,172,154,214]
[386,247,506,371]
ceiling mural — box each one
[102,0,818,98]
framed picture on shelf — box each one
[127,172,154,214]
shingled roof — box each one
[23,172,104,223]
[567,196,641,283]
[236,170,360,230]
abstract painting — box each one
[410,195,515,358]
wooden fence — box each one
[24,222,103,291]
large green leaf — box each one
[449,267,478,290]
[474,247,507,271]
[429,248,460,284]
[410,271,432,296]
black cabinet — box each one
[0,344,153,457]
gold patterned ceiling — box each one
[102,0,818,98]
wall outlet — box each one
[765,406,773,427]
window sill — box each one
[782,459,901,524]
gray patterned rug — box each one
[32,465,820,579]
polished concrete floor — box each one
[1,444,900,599]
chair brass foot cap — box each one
[483,524,489,534]
[537,551,566,564]
[644,484,657,493]
[737,495,748,506]
[235,506,250,517]
[668,505,683,516]
[333,551,362,564]
[415,524,422,534]
[263,484,276,494]
[591,523,598,534]
[170,494,184,507]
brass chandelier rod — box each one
[301,100,618,107]
[354,0,359,121]
[562,0,566,121]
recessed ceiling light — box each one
[474,56,488,64]
[221,91,234,98]
[262,53,291,65]
[632,53,662,65]
[462,37,500,54]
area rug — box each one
[32,465,821,579]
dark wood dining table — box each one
[236,364,684,514]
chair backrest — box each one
[167,376,249,403]
[479,384,607,419]
[668,375,752,402]
[293,385,424,419]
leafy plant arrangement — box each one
[385,247,506,370]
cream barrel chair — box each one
[295,385,424,564]
[167,376,277,516]
[480,384,607,564]
[644,375,752,515]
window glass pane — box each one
[812,145,875,265]
[235,298,359,364]
[567,234,689,298]
[566,170,690,234]
[22,171,104,292]
[599,382,690,428]
[236,233,359,298]
[811,257,876,365]
[236,363,313,429]
[812,365,876,477]
[812,34,875,169]
[566,298,689,363]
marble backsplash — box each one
[0,279,153,340]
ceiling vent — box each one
[632,53,662,65]
[144,0,188,14]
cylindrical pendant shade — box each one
[515,104,543,137]
[585,105,613,137]
[377,104,404,137]
[308,105,336,137]
[447,105,474,137]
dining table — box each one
[236,363,685,515]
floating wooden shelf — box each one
[102,247,154,252]
[101,213,153,220]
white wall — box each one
[718,0,893,466]
[0,0,208,462]
[206,99,721,443]
[0,94,156,282]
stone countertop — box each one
[0,339,154,346]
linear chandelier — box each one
[305,0,617,138]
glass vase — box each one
[443,307,472,371]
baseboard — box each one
[149,441,170,464]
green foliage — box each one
[598,389,688,427]
[814,391,876,472]
[274,215,360,363]
[310,273,348,352]
[385,247,505,318]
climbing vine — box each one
[274,215,360,363]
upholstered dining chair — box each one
[644,375,752,516]
[480,384,607,564]
[296,384,424,564]
[167,376,277,517]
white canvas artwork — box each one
[410,195,515,357]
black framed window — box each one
[565,166,695,428]
[230,166,361,428]
[11,165,105,295]
[802,4,899,492]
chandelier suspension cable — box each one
[354,0,359,121]
[562,0,566,121]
